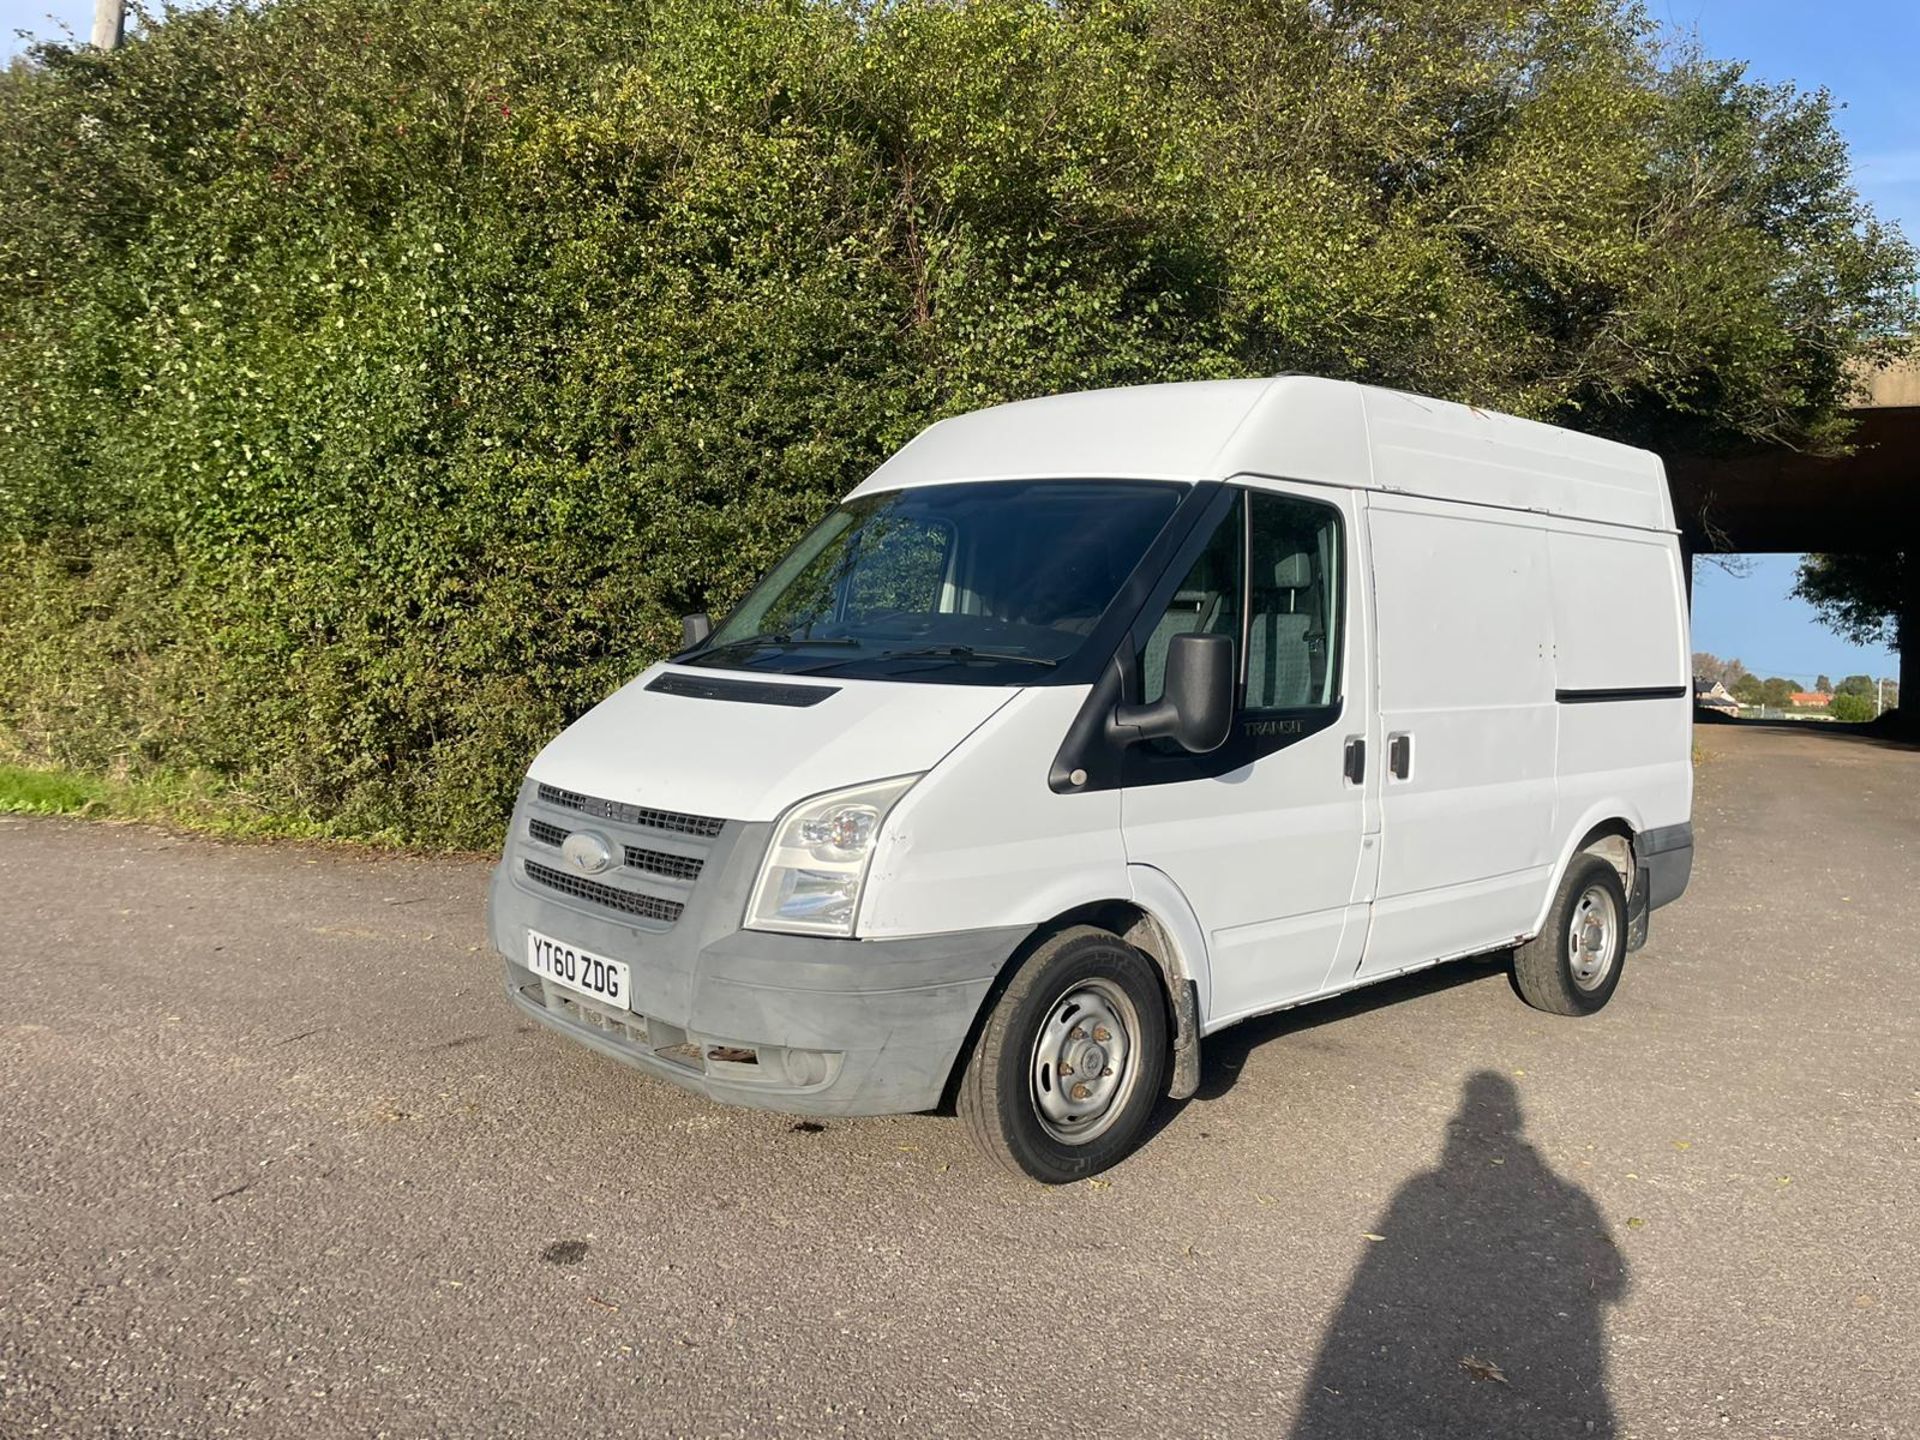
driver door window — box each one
[1246,491,1342,711]
[1137,488,1343,714]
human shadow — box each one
[1290,1072,1628,1440]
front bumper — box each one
[486,787,1025,1116]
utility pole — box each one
[91,0,124,50]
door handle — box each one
[1388,731,1413,780]
[1343,736,1366,785]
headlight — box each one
[745,775,920,937]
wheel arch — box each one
[1530,808,1645,940]
[938,885,1210,1111]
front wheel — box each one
[1512,854,1628,1016]
[958,926,1170,1183]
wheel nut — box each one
[1059,1062,1074,1077]
[1092,1026,1110,1043]
[1069,1027,1085,1040]
[1070,1083,1091,1101]
[1102,1066,1113,1076]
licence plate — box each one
[526,930,630,1009]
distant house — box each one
[1789,691,1832,709]
[1693,677,1739,716]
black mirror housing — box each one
[1108,632,1235,754]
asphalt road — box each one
[2,723,1915,1438]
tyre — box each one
[1512,854,1628,1016]
[958,925,1170,1183]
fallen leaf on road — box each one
[1626,1217,1645,1229]
[1086,1177,1112,1191]
[1671,1140,1692,1151]
[1460,1356,1508,1385]
[1362,1233,1386,1242]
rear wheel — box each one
[1512,854,1628,1016]
[958,926,1170,1183]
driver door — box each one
[1119,481,1376,1027]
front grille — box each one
[524,860,685,923]
[623,845,703,881]
[537,783,724,838]
[525,816,703,882]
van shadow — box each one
[1289,1071,1629,1439]
[1695,711,1920,752]
[1128,958,1507,1153]
[1197,958,1509,1103]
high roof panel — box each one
[851,377,1674,533]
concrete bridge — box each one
[1666,358,1916,715]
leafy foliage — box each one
[1794,553,1906,653]
[1828,691,1876,724]
[2,0,1915,845]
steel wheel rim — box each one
[1567,885,1619,991]
[1029,978,1141,1145]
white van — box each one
[487,378,1693,1182]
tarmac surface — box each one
[2,722,1915,1437]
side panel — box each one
[860,686,1130,940]
[1542,525,1693,930]
[1357,496,1559,976]
[1547,527,1689,693]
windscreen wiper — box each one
[696,631,863,657]
[875,645,1058,668]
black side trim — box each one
[1555,685,1688,705]
[647,672,839,707]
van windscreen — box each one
[684,480,1185,684]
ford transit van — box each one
[486,378,1693,1182]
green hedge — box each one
[2,0,1913,846]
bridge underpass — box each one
[1667,359,1916,724]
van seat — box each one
[1247,549,1314,709]
[1144,588,1227,697]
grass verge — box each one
[0,760,396,847]
[0,764,111,816]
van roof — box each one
[851,376,1675,533]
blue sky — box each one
[1692,555,1894,685]
[4,1,1911,684]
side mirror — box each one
[1108,632,1235,754]
[681,611,712,647]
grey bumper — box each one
[1639,822,1693,912]
[486,785,1025,1117]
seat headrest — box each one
[1268,550,1312,589]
